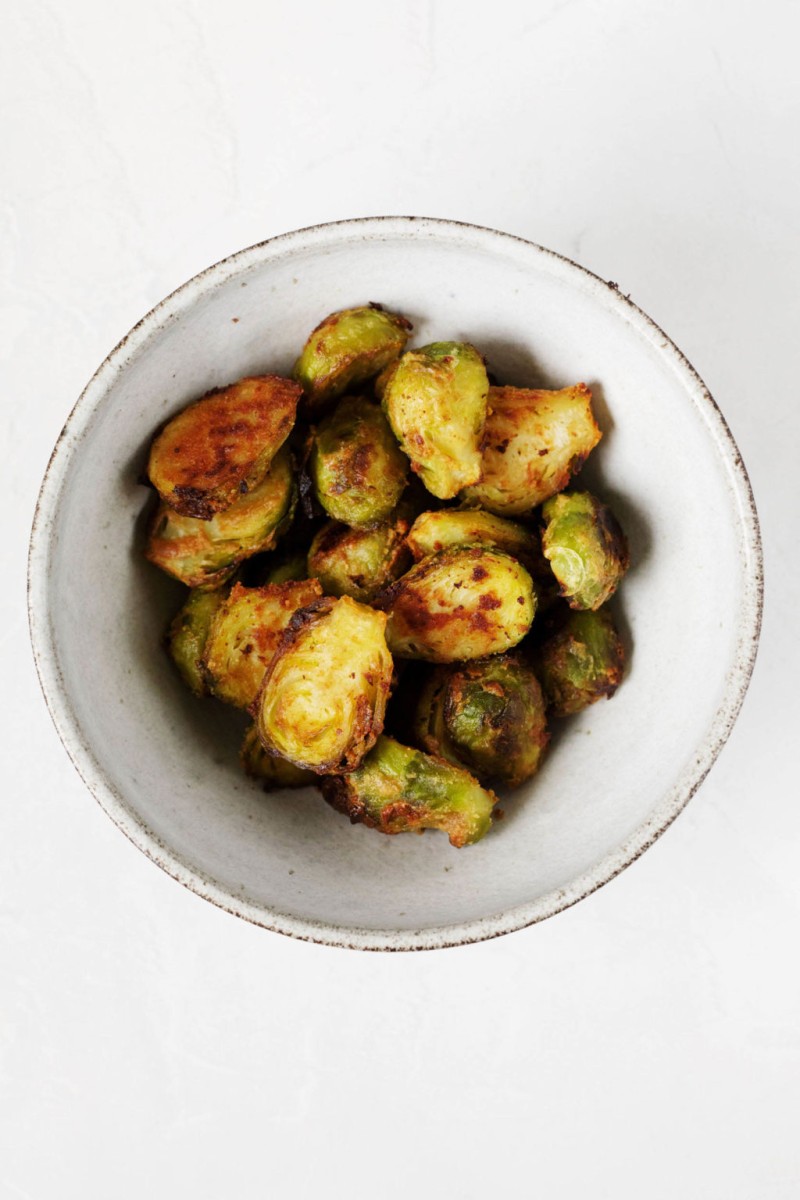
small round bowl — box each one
[28,217,762,951]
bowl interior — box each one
[33,220,759,947]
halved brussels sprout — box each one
[166,587,228,696]
[240,724,316,789]
[309,396,408,527]
[256,596,393,773]
[461,384,602,515]
[382,342,489,499]
[537,608,625,716]
[320,735,497,848]
[294,305,412,412]
[414,655,549,788]
[406,507,538,569]
[307,516,411,603]
[148,375,301,519]
[541,491,629,610]
[380,547,535,662]
[202,579,323,708]
[145,445,296,589]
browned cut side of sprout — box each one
[382,342,489,498]
[148,375,301,519]
[462,384,602,515]
[202,579,323,708]
[379,546,536,662]
[145,445,296,589]
[256,595,394,773]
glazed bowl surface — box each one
[28,217,762,950]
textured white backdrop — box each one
[3,1,798,1197]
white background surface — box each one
[2,1,798,1196]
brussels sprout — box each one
[321,735,497,848]
[307,516,411,603]
[541,491,629,610]
[461,384,602,515]
[240,724,316,789]
[309,396,408,528]
[145,445,296,589]
[382,342,489,499]
[256,596,393,774]
[166,587,228,696]
[294,305,412,412]
[202,579,323,708]
[148,375,300,519]
[380,547,535,662]
[406,507,538,569]
[414,655,549,788]
[537,608,625,716]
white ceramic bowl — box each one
[28,217,762,950]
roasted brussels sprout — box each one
[307,516,411,603]
[382,342,489,499]
[380,547,535,662]
[414,655,549,787]
[145,445,296,589]
[309,396,408,527]
[256,596,393,773]
[462,384,602,515]
[202,579,322,708]
[321,735,497,848]
[541,491,629,610]
[294,305,412,412]
[406,507,538,569]
[166,587,228,696]
[148,376,300,519]
[240,724,316,789]
[537,608,624,716]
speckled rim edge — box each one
[28,216,764,952]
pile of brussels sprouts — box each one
[143,304,629,848]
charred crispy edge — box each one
[149,375,301,517]
[319,774,368,825]
[594,501,631,575]
[253,596,391,775]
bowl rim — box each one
[27,215,764,952]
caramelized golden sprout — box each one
[537,608,625,716]
[202,579,322,708]
[310,396,408,527]
[414,655,549,788]
[293,305,412,413]
[145,445,295,589]
[240,725,316,790]
[307,516,411,603]
[321,735,497,848]
[406,507,538,569]
[541,491,629,610]
[382,342,489,499]
[256,596,393,774]
[166,588,228,696]
[380,546,535,662]
[462,384,602,515]
[148,375,300,519]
